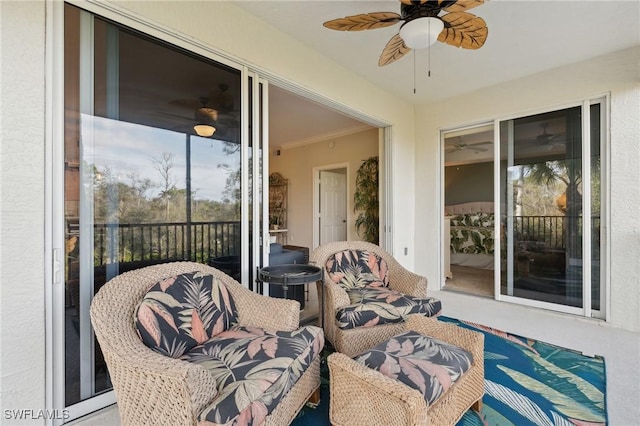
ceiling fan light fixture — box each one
[194,124,216,137]
[399,17,444,50]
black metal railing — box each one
[514,215,566,248]
[512,215,601,255]
[93,221,241,266]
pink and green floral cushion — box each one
[354,330,473,405]
[336,287,442,330]
[325,249,389,290]
[181,325,325,426]
[135,271,238,358]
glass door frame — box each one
[47,1,270,423]
[439,99,609,321]
[492,97,609,320]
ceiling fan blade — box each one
[438,12,488,49]
[467,141,492,147]
[208,91,234,113]
[378,34,411,66]
[155,111,196,123]
[445,148,458,153]
[168,98,202,110]
[472,147,488,152]
[443,0,485,13]
[323,12,401,31]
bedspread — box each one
[450,226,495,255]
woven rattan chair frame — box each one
[328,315,484,426]
[310,241,430,357]
[90,261,321,426]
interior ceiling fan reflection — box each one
[445,139,492,154]
[532,123,564,147]
[162,84,240,137]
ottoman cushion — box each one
[336,287,442,330]
[354,330,473,405]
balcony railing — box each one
[512,215,601,258]
[88,216,600,267]
[93,221,241,266]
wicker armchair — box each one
[310,241,441,357]
[90,261,322,426]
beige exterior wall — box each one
[0,1,47,418]
[414,46,640,333]
[269,128,379,250]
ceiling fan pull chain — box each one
[413,50,417,94]
[428,34,432,77]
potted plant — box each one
[269,214,280,230]
[353,156,379,244]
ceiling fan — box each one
[323,0,488,66]
[445,138,492,153]
[534,123,563,145]
[165,84,239,137]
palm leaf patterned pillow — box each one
[355,330,473,405]
[336,287,442,330]
[325,249,389,290]
[135,271,238,358]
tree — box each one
[153,153,177,221]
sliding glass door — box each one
[498,100,605,317]
[59,3,267,421]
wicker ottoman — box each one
[327,315,484,426]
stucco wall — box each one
[270,128,379,249]
[414,47,640,332]
[0,0,47,421]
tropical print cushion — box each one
[325,249,389,290]
[182,325,324,426]
[335,287,442,330]
[354,330,473,405]
[135,271,238,358]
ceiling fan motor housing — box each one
[400,2,445,21]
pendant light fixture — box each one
[193,124,216,138]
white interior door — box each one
[319,169,347,244]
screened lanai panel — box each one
[498,103,603,315]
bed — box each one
[445,202,495,270]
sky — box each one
[84,115,238,202]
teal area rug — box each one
[292,316,606,426]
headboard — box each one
[445,201,494,215]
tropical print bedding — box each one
[450,213,495,255]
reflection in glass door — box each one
[59,4,265,421]
[499,101,604,316]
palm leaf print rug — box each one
[292,316,606,426]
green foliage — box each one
[353,156,379,244]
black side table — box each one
[258,264,324,328]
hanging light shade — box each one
[194,124,216,137]
[399,17,444,50]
